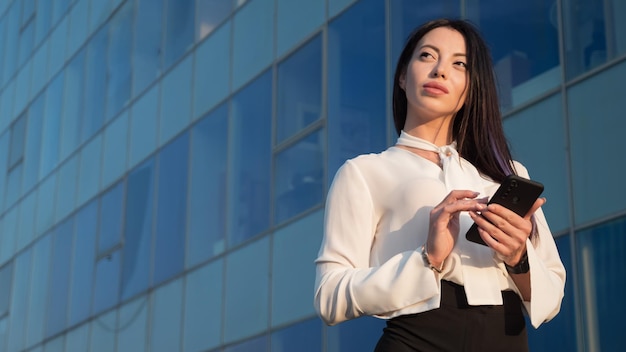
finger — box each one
[523,197,546,220]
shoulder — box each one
[512,160,531,179]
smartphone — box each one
[466,174,544,246]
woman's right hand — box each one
[426,190,487,268]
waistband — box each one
[440,280,521,309]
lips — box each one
[423,82,449,94]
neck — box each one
[403,114,453,146]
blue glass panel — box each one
[34,0,52,44]
[0,263,12,315]
[129,85,159,168]
[183,260,223,351]
[327,0,387,180]
[60,41,84,161]
[16,192,36,251]
[328,0,356,18]
[93,249,121,315]
[69,200,97,326]
[121,158,155,300]
[52,0,70,25]
[527,235,576,352]
[0,133,6,213]
[276,0,323,57]
[390,0,460,66]
[271,210,323,326]
[224,237,269,343]
[25,235,51,348]
[188,104,228,267]
[503,94,569,233]
[0,208,17,264]
[196,0,231,40]
[133,0,163,96]
[327,316,386,352]
[159,55,192,144]
[0,82,15,135]
[568,61,626,225]
[67,0,89,56]
[232,0,274,89]
[274,131,324,224]
[46,219,74,337]
[153,133,189,285]
[1,5,19,85]
[223,335,268,352]
[55,155,79,222]
[117,297,148,352]
[66,324,90,352]
[89,309,117,352]
[106,1,132,120]
[466,1,560,110]
[8,114,25,167]
[77,135,102,206]
[48,17,68,81]
[150,279,183,352]
[5,164,23,207]
[14,60,32,116]
[23,94,44,193]
[35,173,57,236]
[43,335,65,352]
[17,22,34,68]
[102,111,128,189]
[99,181,125,254]
[193,21,231,119]
[0,317,7,352]
[276,35,322,143]
[83,26,107,142]
[271,318,322,352]
[7,249,31,352]
[90,0,122,31]
[576,217,626,351]
[40,73,64,178]
[31,41,50,97]
[229,70,272,246]
[164,0,194,68]
[563,0,607,79]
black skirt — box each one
[374,280,528,352]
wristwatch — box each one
[505,251,530,274]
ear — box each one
[398,73,406,90]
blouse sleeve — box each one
[313,159,440,326]
[514,162,566,328]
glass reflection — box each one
[23,94,44,193]
[40,73,64,178]
[188,104,228,267]
[106,1,132,120]
[99,181,125,254]
[154,133,189,285]
[271,318,322,352]
[122,158,155,300]
[274,130,324,224]
[26,235,51,347]
[577,217,626,352]
[223,334,268,352]
[196,0,231,40]
[327,0,387,179]
[46,219,74,337]
[327,316,386,352]
[93,249,121,315]
[134,0,163,96]
[229,70,272,246]
[276,34,322,143]
[7,249,31,352]
[70,200,97,326]
[164,0,195,68]
[466,0,560,109]
[83,26,107,142]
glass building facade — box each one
[0,0,624,351]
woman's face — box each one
[400,27,468,123]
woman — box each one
[314,19,565,351]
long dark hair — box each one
[392,19,514,183]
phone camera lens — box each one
[510,180,518,188]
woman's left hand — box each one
[468,198,546,266]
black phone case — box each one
[465,174,544,246]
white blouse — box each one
[314,133,566,328]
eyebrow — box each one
[419,44,466,57]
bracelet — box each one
[421,244,443,273]
[505,251,530,274]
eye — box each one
[454,61,467,68]
[419,51,435,60]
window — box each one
[188,104,228,267]
[164,0,195,68]
[228,70,272,246]
[466,0,560,109]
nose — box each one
[432,63,446,79]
